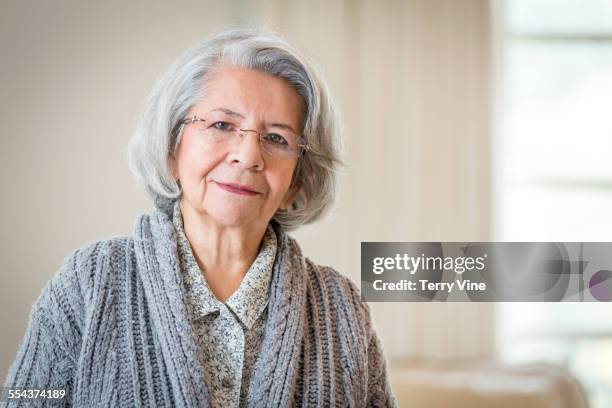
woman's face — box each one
[172,66,303,229]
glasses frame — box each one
[178,115,311,158]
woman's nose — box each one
[227,130,265,171]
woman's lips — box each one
[214,181,260,196]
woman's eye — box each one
[212,121,232,131]
[266,133,289,145]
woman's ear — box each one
[280,182,302,210]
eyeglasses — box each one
[178,115,311,160]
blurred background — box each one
[1,0,611,406]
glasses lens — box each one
[209,127,236,142]
[190,117,305,159]
[261,133,302,159]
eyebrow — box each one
[209,107,300,135]
[210,107,245,119]
[268,122,299,134]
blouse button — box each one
[222,377,234,389]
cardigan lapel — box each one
[134,210,210,407]
[133,209,310,407]
[246,222,309,407]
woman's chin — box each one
[207,207,260,229]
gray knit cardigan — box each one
[3,206,396,407]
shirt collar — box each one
[225,223,276,329]
[171,199,277,329]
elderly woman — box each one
[3,29,395,407]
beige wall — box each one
[0,0,493,385]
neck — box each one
[178,200,267,300]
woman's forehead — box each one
[196,66,304,129]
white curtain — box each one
[277,0,496,359]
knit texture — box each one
[2,205,397,407]
[173,199,277,407]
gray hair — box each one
[127,28,342,231]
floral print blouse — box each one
[172,200,276,408]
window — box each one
[496,1,612,406]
